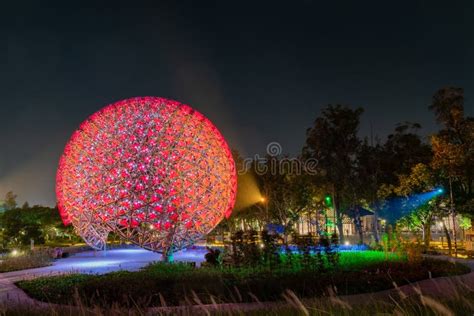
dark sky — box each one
[1,1,473,206]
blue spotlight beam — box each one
[379,188,444,223]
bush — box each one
[203,247,221,266]
[227,229,262,267]
[17,253,470,307]
[0,251,51,272]
[241,229,261,266]
[261,230,280,267]
[294,233,314,270]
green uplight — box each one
[325,195,332,207]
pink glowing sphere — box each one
[56,97,237,252]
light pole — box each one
[324,193,338,235]
[449,176,457,257]
[260,196,268,231]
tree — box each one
[254,156,313,240]
[394,163,440,249]
[303,104,364,243]
[226,153,320,244]
[429,87,465,129]
[429,87,474,217]
[0,205,66,248]
[3,191,17,211]
[429,87,474,255]
[381,122,432,184]
[1,207,43,247]
[355,139,385,242]
[351,121,432,245]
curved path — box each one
[0,247,206,307]
[1,251,473,312]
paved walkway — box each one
[0,247,207,307]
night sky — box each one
[1,1,473,206]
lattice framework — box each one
[56,97,237,254]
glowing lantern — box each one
[56,97,237,257]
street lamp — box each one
[449,176,457,257]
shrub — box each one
[261,230,280,268]
[0,251,51,272]
[319,233,339,268]
[229,230,244,266]
[242,229,261,266]
[294,233,314,270]
[203,247,221,267]
[16,254,470,308]
[227,230,262,267]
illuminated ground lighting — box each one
[56,97,237,257]
[8,247,208,276]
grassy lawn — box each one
[16,251,470,308]
[0,251,52,273]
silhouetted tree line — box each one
[0,193,78,250]
[224,87,474,250]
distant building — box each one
[228,206,385,243]
[294,209,384,244]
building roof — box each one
[347,206,374,218]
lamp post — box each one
[324,194,330,233]
[449,176,457,257]
[260,196,268,231]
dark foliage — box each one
[204,247,221,266]
[17,258,470,308]
[261,230,280,267]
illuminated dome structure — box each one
[56,97,237,258]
